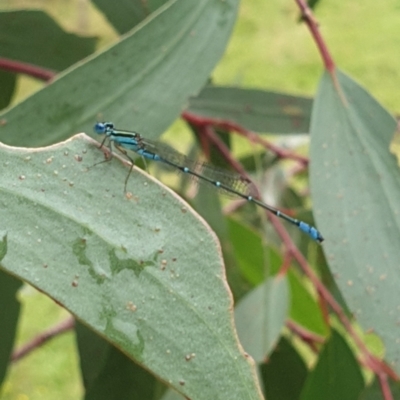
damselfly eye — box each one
[94,122,106,134]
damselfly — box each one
[94,122,324,243]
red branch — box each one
[294,0,335,73]
[279,252,294,276]
[182,112,309,166]
[201,124,248,177]
[0,58,55,82]
[11,317,75,362]
[378,372,395,400]
[286,319,324,353]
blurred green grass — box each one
[213,0,400,111]
[1,288,82,400]
[1,0,400,399]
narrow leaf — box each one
[0,10,96,71]
[235,276,289,362]
[260,336,308,400]
[75,322,160,400]
[0,270,23,386]
[300,330,364,400]
[288,269,328,337]
[187,86,312,133]
[92,0,167,34]
[310,70,400,373]
[0,71,16,111]
[0,0,239,148]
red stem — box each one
[294,0,335,73]
[200,124,248,177]
[378,372,395,400]
[0,58,55,82]
[182,112,309,166]
[11,316,75,362]
[286,319,324,353]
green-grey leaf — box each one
[0,71,16,111]
[75,321,161,399]
[0,10,97,71]
[0,134,262,399]
[160,388,186,400]
[0,270,23,386]
[92,0,167,34]
[0,0,239,148]
[228,218,282,286]
[234,276,289,363]
[288,269,328,337]
[187,86,313,133]
[260,336,308,400]
[300,330,364,400]
[0,234,7,261]
[310,70,400,372]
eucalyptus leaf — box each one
[0,271,22,386]
[0,134,262,400]
[187,86,312,134]
[0,0,239,149]
[260,336,308,400]
[0,10,97,71]
[310,70,400,372]
[234,276,289,363]
[0,71,16,111]
[75,321,161,399]
[300,330,364,400]
[92,0,167,34]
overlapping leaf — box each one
[187,86,312,133]
[310,69,400,372]
[0,0,240,148]
[0,135,262,399]
[0,10,96,71]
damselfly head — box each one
[94,122,114,135]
